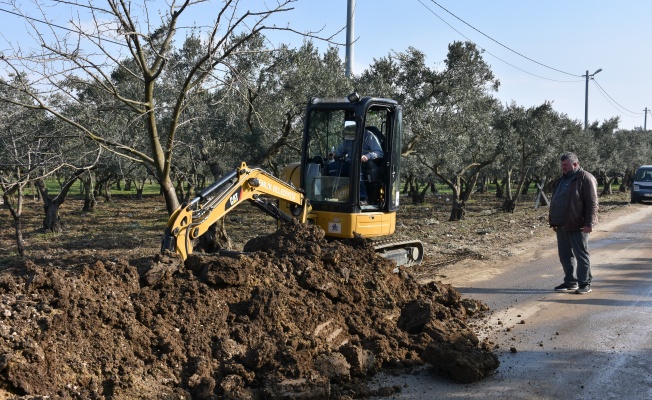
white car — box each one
[631,165,652,203]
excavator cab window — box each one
[304,109,355,204]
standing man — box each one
[549,152,599,294]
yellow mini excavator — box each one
[162,93,424,267]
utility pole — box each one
[345,0,355,78]
[583,68,602,130]
[645,107,648,131]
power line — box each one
[591,79,643,117]
[418,0,645,123]
[423,0,581,77]
[416,0,580,83]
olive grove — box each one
[1,0,651,248]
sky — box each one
[275,0,652,131]
[1,0,650,131]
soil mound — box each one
[0,221,498,399]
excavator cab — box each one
[281,94,405,241]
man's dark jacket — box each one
[548,168,599,230]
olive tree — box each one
[406,42,501,220]
[493,102,562,211]
[586,118,626,195]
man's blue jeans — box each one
[556,227,592,286]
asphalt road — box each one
[371,204,652,400]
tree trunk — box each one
[447,184,465,221]
[596,170,604,187]
[478,176,487,193]
[36,179,64,233]
[502,199,517,213]
[415,184,428,204]
[504,169,513,201]
[495,177,505,198]
[503,167,530,212]
[161,177,180,215]
[103,181,112,202]
[82,177,96,212]
[402,174,413,195]
[619,169,631,192]
[409,178,427,204]
[83,195,97,212]
[35,171,84,233]
[197,218,232,253]
[601,176,615,196]
[14,215,25,257]
[43,201,64,233]
[135,177,147,200]
[449,197,465,221]
[3,191,25,257]
[185,181,195,203]
[462,171,480,202]
[29,182,39,201]
[198,175,208,192]
[521,178,531,195]
[175,179,185,203]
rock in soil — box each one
[0,221,498,398]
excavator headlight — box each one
[347,92,360,103]
[289,204,303,217]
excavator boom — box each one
[162,162,310,260]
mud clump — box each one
[0,221,498,398]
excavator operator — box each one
[328,125,383,203]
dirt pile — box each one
[0,221,498,399]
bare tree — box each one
[0,77,55,253]
[0,0,334,215]
[1,78,102,255]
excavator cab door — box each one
[385,106,402,213]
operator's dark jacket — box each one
[548,168,599,230]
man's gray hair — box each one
[560,152,579,164]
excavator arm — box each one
[162,162,310,260]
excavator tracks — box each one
[371,238,424,269]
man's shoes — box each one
[554,283,579,291]
[575,285,592,294]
